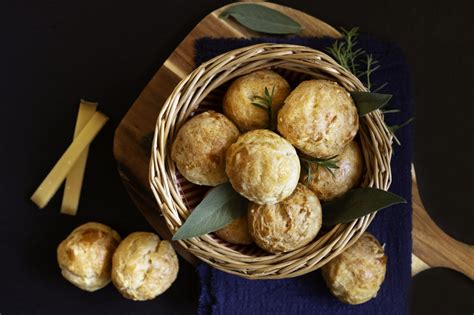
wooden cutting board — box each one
[112,1,473,279]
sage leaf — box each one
[172,183,247,240]
[350,91,392,116]
[322,187,406,226]
[219,4,302,35]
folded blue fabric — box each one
[195,36,414,315]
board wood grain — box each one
[113,1,473,278]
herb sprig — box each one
[251,86,276,130]
[301,155,340,182]
[327,27,414,141]
[388,117,415,133]
[327,27,384,93]
[327,28,364,76]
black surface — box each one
[410,268,474,315]
[1,0,472,314]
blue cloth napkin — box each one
[195,36,414,315]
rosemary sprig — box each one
[381,108,401,114]
[327,27,384,93]
[251,86,276,130]
[327,27,363,75]
[301,155,340,181]
[301,161,313,182]
[360,55,380,92]
[327,27,414,143]
[389,117,415,133]
[372,82,388,93]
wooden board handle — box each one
[412,165,474,279]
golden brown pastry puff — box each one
[301,141,364,201]
[248,184,322,253]
[215,213,253,245]
[112,232,179,301]
[278,80,359,158]
[322,232,387,304]
[171,111,240,186]
[223,70,290,131]
[226,129,300,205]
[57,222,121,292]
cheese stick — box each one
[60,100,98,215]
[31,111,108,209]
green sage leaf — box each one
[172,183,247,240]
[350,91,392,116]
[322,187,406,226]
[219,4,302,35]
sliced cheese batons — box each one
[61,100,98,215]
[31,104,108,210]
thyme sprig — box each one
[251,86,276,130]
[301,155,340,182]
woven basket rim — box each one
[149,43,393,279]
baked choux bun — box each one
[223,70,291,131]
[322,232,387,304]
[226,129,300,205]
[112,232,179,301]
[277,80,359,158]
[248,184,322,253]
[171,111,240,186]
[302,141,364,201]
[215,214,253,245]
[57,222,121,292]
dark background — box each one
[1,0,472,314]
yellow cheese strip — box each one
[31,111,109,209]
[60,100,98,215]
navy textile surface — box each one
[195,36,414,315]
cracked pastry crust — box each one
[302,141,364,201]
[322,232,387,305]
[226,129,300,205]
[111,232,178,301]
[248,184,322,253]
[215,213,253,245]
[277,80,359,158]
[57,222,121,292]
[223,70,291,131]
[171,110,240,186]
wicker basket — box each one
[149,43,393,279]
